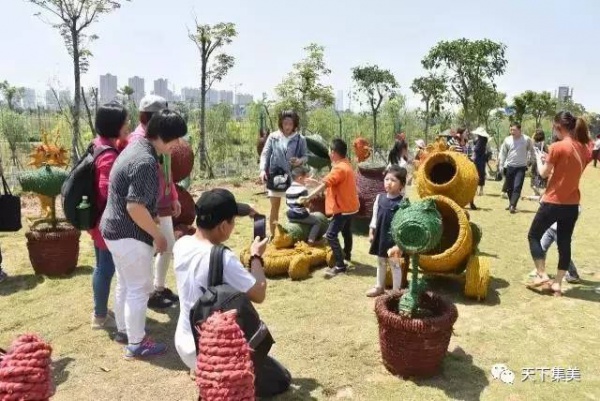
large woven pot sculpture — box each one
[375,198,458,379]
[170,141,196,238]
[418,195,472,274]
[356,161,386,219]
[240,214,333,280]
[415,145,478,207]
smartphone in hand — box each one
[253,214,267,241]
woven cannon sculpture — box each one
[240,213,334,280]
[415,140,478,208]
[170,141,196,238]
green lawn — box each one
[1,173,600,401]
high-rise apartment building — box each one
[128,76,145,105]
[99,73,118,104]
[557,86,573,102]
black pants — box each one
[528,203,579,271]
[504,166,527,208]
[592,149,599,167]
[325,214,353,267]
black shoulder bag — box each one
[0,171,22,232]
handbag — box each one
[0,172,22,232]
[266,136,301,192]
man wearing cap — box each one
[173,188,268,372]
[129,95,181,309]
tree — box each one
[352,65,399,157]
[275,43,334,132]
[189,21,237,177]
[556,98,585,116]
[524,91,556,128]
[118,85,135,106]
[471,83,506,128]
[422,38,508,128]
[28,0,129,163]
[511,93,528,124]
[0,81,24,111]
[411,73,447,143]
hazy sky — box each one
[2,0,599,111]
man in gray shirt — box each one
[498,122,535,213]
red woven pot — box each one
[173,185,195,226]
[374,291,458,379]
[26,226,80,277]
[171,141,194,182]
[356,165,385,218]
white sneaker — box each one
[91,313,117,330]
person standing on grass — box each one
[498,123,535,214]
[530,129,549,199]
[88,102,130,330]
[259,110,308,238]
[366,165,408,297]
[300,139,359,277]
[527,111,592,296]
[100,109,187,359]
[593,134,600,168]
[472,127,490,196]
[128,95,181,310]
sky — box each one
[2,0,600,111]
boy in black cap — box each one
[173,188,268,371]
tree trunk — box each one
[199,52,214,178]
[424,101,430,144]
[372,108,378,161]
[7,95,14,111]
[71,29,82,164]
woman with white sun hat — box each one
[472,127,490,196]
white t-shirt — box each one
[173,235,256,370]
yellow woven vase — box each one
[418,195,473,273]
[415,151,478,207]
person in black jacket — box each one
[472,127,490,196]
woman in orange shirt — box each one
[527,111,592,296]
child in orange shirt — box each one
[301,139,359,277]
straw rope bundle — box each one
[464,255,491,300]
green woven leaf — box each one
[19,165,68,197]
[391,198,443,254]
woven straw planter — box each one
[170,141,194,182]
[307,194,326,214]
[418,196,472,274]
[26,225,80,276]
[415,151,478,207]
[464,255,491,300]
[356,163,386,219]
[374,291,458,379]
[173,185,195,226]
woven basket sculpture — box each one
[0,334,55,400]
[417,195,473,274]
[170,141,194,183]
[173,185,196,227]
[196,311,255,401]
[375,198,458,379]
[240,242,333,280]
[271,213,329,249]
[415,149,478,208]
[464,255,491,300]
[356,161,386,219]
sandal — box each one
[549,282,562,297]
[530,273,551,287]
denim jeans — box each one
[540,227,579,277]
[325,214,353,268]
[505,166,527,208]
[528,203,579,271]
[93,247,116,318]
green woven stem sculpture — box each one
[391,198,443,317]
[19,165,69,229]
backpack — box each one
[61,143,117,230]
[190,245,274,365]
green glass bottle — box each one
[77,195,92,230]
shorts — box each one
[267,190,286,198]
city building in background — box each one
[235,93,253,106]
[99,73,118,104]
[335,89,344,111]
[128,76,145,105]
[181,87,201,103]
[22,88,36,109]
[556,86,573,102]
[45,89,58,110]
[218,90,234,105]
[153,78,174,101]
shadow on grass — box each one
[52,356,75,386]
[415,346,488,401]
[468,207,492,212]
[478,251,499,259]
[424,275,509,306]
[271,377,320,401]
[0,273,44,296]
[349,262,377,277]
[52,265,94,279]
[564,286,600,302]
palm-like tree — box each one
[118,85,135,106]
[0,80,25,111]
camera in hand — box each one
[253,214,266,240]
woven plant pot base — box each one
[26,226,80,276]
[374,291,458,379]
[173,185,195,226]
[308,195,326,214]
[356,164,386,219]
